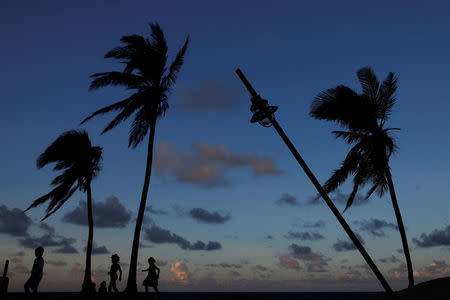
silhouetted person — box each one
[108,254,122,293]
[142,257,160,298]
[24,247,44,296]
[98,281,107,295]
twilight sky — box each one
[1,0,450,292]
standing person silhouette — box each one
[142,257,160,298]
[108,254,122,293]
[24,246,44,297]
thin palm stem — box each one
[386,169,414,288]
[126,117,157,293]
[83,182,94,293]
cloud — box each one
[413,225,450,248]
[143,224,222,251]
[378,255,401,264]
[178,79,243,113]
[285,231,324,241]
[83,243,110,255]
[52,243,78,254]
[302,220,326,229]
[254,265,268,272]
[146,206,169,215]
[205,263,242,269]
[0,205,32,237]
[279,255,302,270]
[276,193,301,207]
[264,235,273,240]
[17,223,78,254]
[18,234,78,254]
[308,190,369,207]
[170,262,189,284]
[332,234,365,252]
[62,196,132,228]
[154,142,281,188]
[188,208,231,224]
[354,218,398,237]
[46,260,67,267]
[423,260,449,276]
[288,244,330,272]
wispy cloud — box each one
[62,196,132,228]
[154,142,281,188]
[285,231,324,241]
[276,193,301,207]
[354,218,398,237]
[188,208,230,224]
[332,234,365,252]
[178,79,243,113]
[143,224,222,251]
[0,205,32,237]
[413,225,450,248]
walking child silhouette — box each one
[24,246,44,296]
[108,254,122,293]
[142,257,160,298]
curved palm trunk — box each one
[126,117,157,294]
[270,117,397,300]
[82,181,94,293]
[386,169,414,289]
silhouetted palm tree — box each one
[310,66,413,289]
[80,22,189,293]
[25,130,102,293]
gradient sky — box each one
[1,0,450,293]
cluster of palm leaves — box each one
[25,21,412,297]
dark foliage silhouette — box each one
[310,66,413,289]
[235,69,396,299]
[25,130,103,293]
[81,22,189,293]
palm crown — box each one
[310,66,399,210]
[25,130,102,219]
[81,23,189,148]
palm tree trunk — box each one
[270,117,397,300]
[386,169,414,289]
[126,117,157,294]
[82,181,94,293]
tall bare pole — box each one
[235,68,396,300]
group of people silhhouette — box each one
[24,247,161,298]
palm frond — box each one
[149,23,168,75]
[357,66,380,102]
[80,95,135,125]
[41,185,79,220]
[323,144,362,193]
[311,85,377,131]
[37,130,91,169]
[128,106,152,148]
[343,181,360,212]
[100,97,144,134]
[162,36,190,89]
[332,130,368,144]
[89,72,143,91]
[378,72,398,122]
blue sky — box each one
[1,0,450,292]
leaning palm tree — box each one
[80,22,189,293]
[25,130,102,293]
[310,66,413,289]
